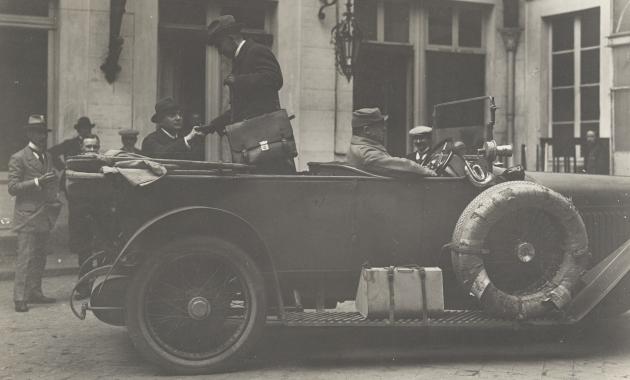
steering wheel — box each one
[420,138,454,175]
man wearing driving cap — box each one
[406,125,433,164]
[141,97,205,160]
[49,116,96,170]
[8,115,62,312]
[346,108,437,178]
[118,129,142,155]
[204,16,284,131]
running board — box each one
[566,237,630,322]
[267,310,565,329]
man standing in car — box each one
[49,116,96,170]
[347,108,437,178]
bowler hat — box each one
[24,114,51,131]
[352,108,388,129]
[206,15,244,46]
[118,128,139,137]
[74,116,95,130]
[409,125,432,136]
[151,97,180,123]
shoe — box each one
[14,301,29,312]
[28,294,56,304]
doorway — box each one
[353,43,412,157]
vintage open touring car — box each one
[66,97,630,374]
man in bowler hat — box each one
[8,115,62,312]
[142,97,205,160]
[49,116,96,170]
[346,108,437,178]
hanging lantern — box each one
[331,0,362,81]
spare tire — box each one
[451,181,590,319]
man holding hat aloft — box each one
[406,125,433,164]
[204,15,284,133]
[8,115,62,312]
[142,97,205,160]
[346,108,437,178]
[49,116,96,170]
[118,129,142,155]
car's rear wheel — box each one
[125,236,266,375]
[451,181,590,319]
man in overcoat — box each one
[584,130,608,175]
[141,97,205,160]
[205,15,295,173]
[49,116,96,170]
[347,108,437,178]
[8,115,61,312]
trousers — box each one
[14,231,49,302]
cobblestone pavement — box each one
[2,275,630,379]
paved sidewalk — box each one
[0,252,77,281]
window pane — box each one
[553,88,574,122]
[581,85,599,121]
[355,0,377,41]
[160,0,206,25]
[459,8,483,47]
[221,6,266,30]
[581,49,599,84]
[552,124,575,157]
[428,5,452,45]
[552,52,574,87]
[0,0,48,17]
[552,15,573,52]
[581,8,600,48]
[384,1,409,43]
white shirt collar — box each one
[235,40,246,58]
[160,128,177,140]
[28,141,43,154]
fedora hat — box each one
[206,15,244,46]
[151,97,180,123]
[352,108,388,129]
[74,116,95,130]
[23,114,51,131]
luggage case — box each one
[355,266,444,319]
[225,109,298,165]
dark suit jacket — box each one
[8,146,61,232]
[210,40,283,131]
[585,142,608,174]
[141,129,204,161]
[49,136,82,170]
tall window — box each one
[355,0,410,43]
[550,8,600,143]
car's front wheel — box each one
[125,236,266,375]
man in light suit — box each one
[8,115,62,312]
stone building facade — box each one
[0,0,628,237]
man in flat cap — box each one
[49,116,97,170]
[406,125,433,164]
[346,108,437,178]
[8,115,62,312]
[141,97,205,160]
[118,129,142,155]
[205,15,284,132]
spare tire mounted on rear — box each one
[451,181,590,319]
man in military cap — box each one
[8,115,62,312]
[346,108,437,178]
[141,97,205,160]
[49,116,96,170]
[406,125,433,164]
[205,15,284,133]
[118,129,142,154]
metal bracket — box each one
[319,0,338,20]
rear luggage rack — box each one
[267,310,566,329]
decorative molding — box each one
[499,27,523,52]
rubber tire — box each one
[451,181,590,319]
[125,236,267,375]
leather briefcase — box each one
[225,109,298,165]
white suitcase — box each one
[355,266,444,319]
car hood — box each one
[525,172,630,208]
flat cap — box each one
[352,108,388,129]
[118,129,139,137]
[409,125,432,136]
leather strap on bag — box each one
[419,268,429,325]
[388,266,395,323]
